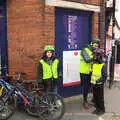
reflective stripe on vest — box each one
[91,63,104,84]
[79,48,93,74]
[40,59,59,80]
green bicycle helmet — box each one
[44,45,55,52]
[90,38,100,46]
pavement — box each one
[8,81,120,120]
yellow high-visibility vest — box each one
[91,63,104,84]
[80,48,93,74]
[40,59,59,80]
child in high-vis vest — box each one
[91,49,107,115]
[37,45,59,93]
[80,38,100,109]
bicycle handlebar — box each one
[15,72,27,75]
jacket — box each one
[91,63,107,84]
[37,55,60,83]
[80,47,93,74]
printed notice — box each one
[63,51,80,86]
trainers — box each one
[96,111,105,116]
[83,102,91,109]
[92,110,105,115]
[92,110,98,114]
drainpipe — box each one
[40,0,45,40]
[109,0,116,88]
[99,0,106,49]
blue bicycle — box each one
[0,78,65,120]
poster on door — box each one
[63,50,80,86]
[63,15,87,50]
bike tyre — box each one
[0,98,15,120]
[40,93,65,120]
[25,92,65,120]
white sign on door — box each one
[63,50,80,86]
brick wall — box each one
[7,0,55,80]
[44,6,55,45]
[7,0,99,80]
[92,13,99,38]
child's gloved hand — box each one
[52,79,57,86]
[38,79,44,87]
[96,78,104,84]
[59,72,62,77]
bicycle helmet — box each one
[94,48,106,63]
[44,45,55,52]
[90,38,100,47]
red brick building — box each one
[0,0,105,82]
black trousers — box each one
[42,80,57,93]
[80,73,91,103]
[93,84,105,112]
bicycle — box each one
[0,73,65,120]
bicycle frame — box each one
[16,85,35,105]
[0,86,4,96]
[0,78,65,120]
[0,78,48,107]
[0,78,32,104]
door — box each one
[55,8,93,97]
[0,0,7,75]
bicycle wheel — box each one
[25,93,49,117]
[39,93,65,120]
[0,97,15,120]
[25,92,65,120]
